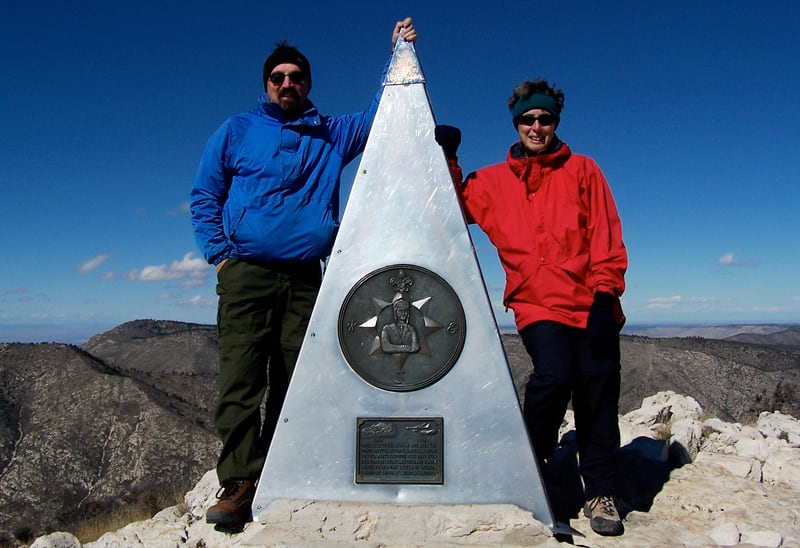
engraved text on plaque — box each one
[356,418,444,484]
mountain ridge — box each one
[1,319,799,544]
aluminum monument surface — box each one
[252,37,554,528]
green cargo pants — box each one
[214,258,321,482]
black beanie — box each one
[262,41,312,91]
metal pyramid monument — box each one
[251,38,554,528]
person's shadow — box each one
[546,431,678,543]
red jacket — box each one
[452,142,627,331]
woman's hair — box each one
[508,79,565,113]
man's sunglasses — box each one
[516,113,557,127]
[268,71,306,86]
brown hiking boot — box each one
[206,478,256,527]
[583,495,623,536]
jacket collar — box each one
[507,139,572,193]
[257,92,321,126]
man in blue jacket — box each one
[190,17,416,529]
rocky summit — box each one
[31,391,800,547]
[2,319,799,546]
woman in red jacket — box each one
[436,78,627,536]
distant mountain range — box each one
[624,323,800,345]
[503,324,800,425]
[2,321,798,347]
[0,319,798,544]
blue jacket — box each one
[190,64,386,266]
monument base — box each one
[246,499,557,546]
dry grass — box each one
[72,490,186,543]
[650,406,675,441]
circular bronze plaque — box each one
[338,264,466,391]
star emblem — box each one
[357,294,442,367]
[338,264,466,392]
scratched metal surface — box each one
[252,39,553,527]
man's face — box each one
[397,306,409,322]
[266,62,309,116]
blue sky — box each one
[2,1,799,343]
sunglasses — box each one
[516,113,557,127]
[268,71,306,86]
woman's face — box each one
[516,108,557,155]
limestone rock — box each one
[708,522,741,545]
[57,391,800,548]
[758,410,800,446]
[29,532,82,548]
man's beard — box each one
[279,89,305,118]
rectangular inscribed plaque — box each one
[356,417,443,484]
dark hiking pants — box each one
[520,320,621,500]
[214,259,321,482]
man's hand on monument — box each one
[434,125,461,159]
[392,17,417,46]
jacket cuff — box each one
[593,291,616,305]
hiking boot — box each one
[206,478,256,527]
[583,495,623,536]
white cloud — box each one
[717,252,757,267]
[180,277,207,289]
[9,291,50,304]
[646,295,683,309]
[718,252,736,265]
[748,305,784,313]
[138,265,185,282]
[3,288,27,296]
[167,201,190,216]
[129,252,209,282]
[76,254,111,273]
[646,295,723,310]
[178,295,216,307]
